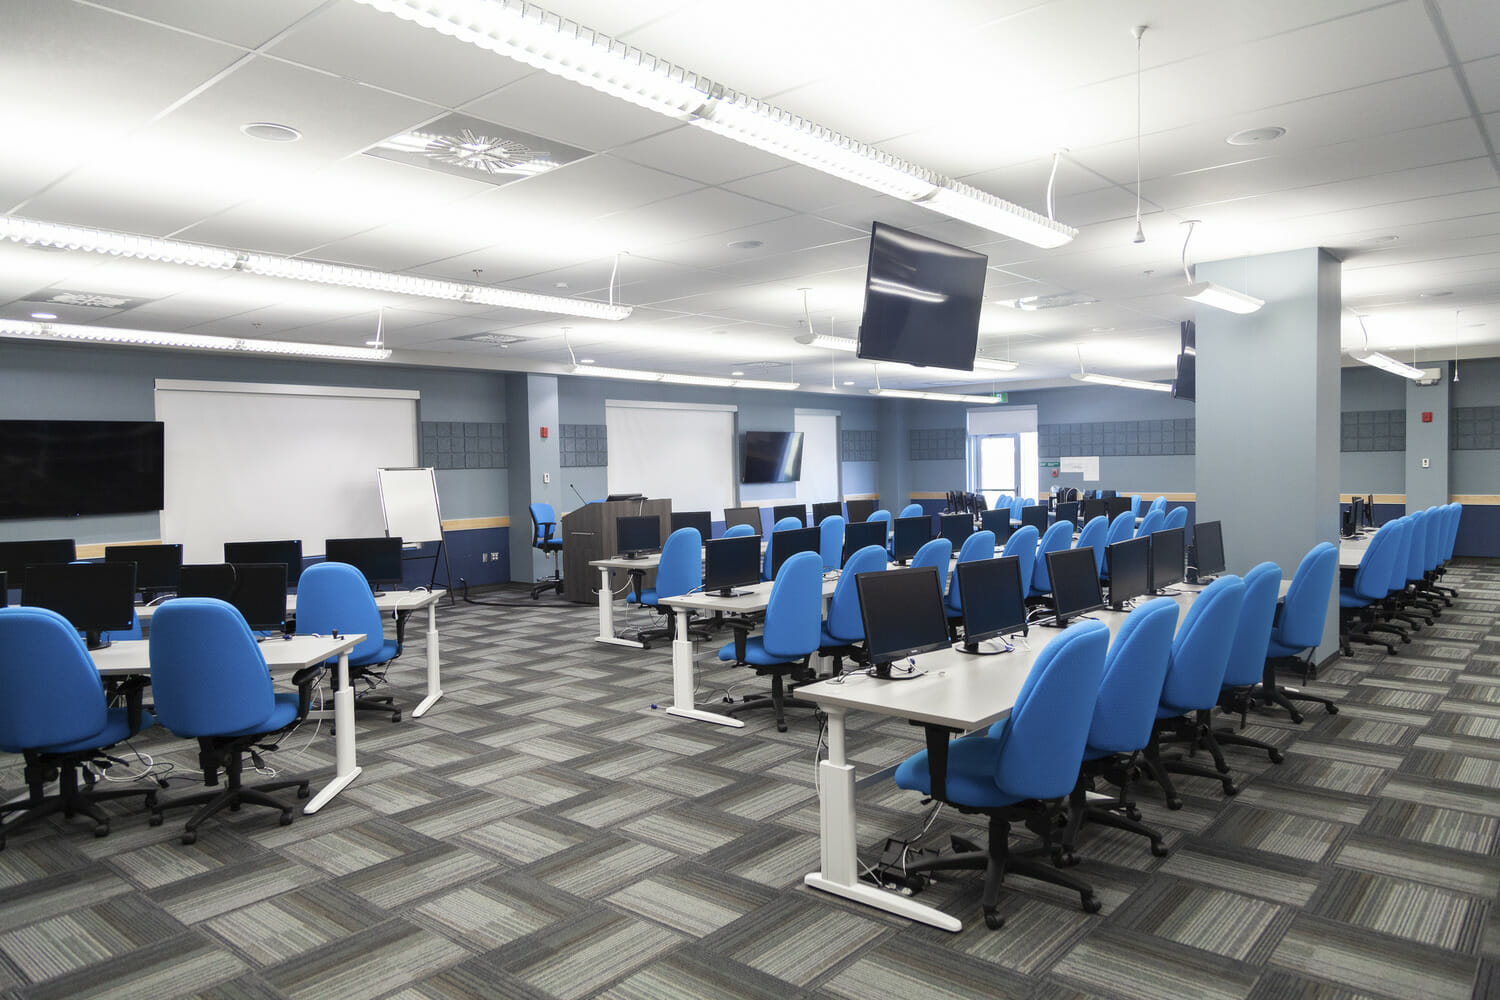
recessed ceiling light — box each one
[29,312,57,320]
[1090,326,1114,332]
[579,358,595,364]
[1362,234,1399,245]
[842,380,855,386]
[1419,290,1453,298]
[1226,126,1285,146]
[554,281,569,289]
[731,370,745,376]
[727,240,763,250]
[241,122,302,142]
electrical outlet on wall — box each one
[1421,458,1430,468]
[543,472,551,484]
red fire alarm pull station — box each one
[540,426,549,438]
[1422,412,1433,423]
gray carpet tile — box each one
[4,561,1500,1000]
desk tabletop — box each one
[90,633,364,675]
[135,589,443,620]
[660,573,840,614]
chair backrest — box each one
[654,527,702,601]
[819,515,846,571]
[993,620,1110,800]
[910,537,954,594]
[1087,598,1180,753]
[529,502,557,546]
[1000,524,1039,596]
[1029,520,1076,596]
[294,561,387,662]
[724,523,756,538]
[1404,508,1427,583]
[148,598,275,738]
[1164,506,1188,531]
[1352,518,1403,601]
[763,515,806,580]
[1274,542,1338,650]
[1160,574,1245,712]
[1383,517,1413,595]
[1221,561,1282,687]
[1149,496,1167,516]
[1105,511,1136,548]
[866,508,893,545]
[0,606,109,751]
[825,544,887,642]
[899,503,924,519]
[1423,507,1444,572]
[1130,495,1143,516]
[1443,503,1462,561]
[1135,508,1165,539]
[761,551,824,659]
[1076,515,1109,576]
[946,529,996,612]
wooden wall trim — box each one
[1451,494,1500,505]
[1342,493,1405,504]
[443,516,509,530]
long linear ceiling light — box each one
[570,364,798,390]
[350,0,1077,249]
[1349,315,1423,380]
[0,319,393,361]
[795,333,1018,373]
[1069,371,1171,392]
[870,387,1002,404]
[0,215,630,320]
[1178,220,1263,314]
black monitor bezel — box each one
[840,518,887,566]
[723,506,764,534]
[892,515,933,563]
[615,515,663,558]
[1020,505,1048,533]
[979,509,1013,543]
[938,512,975,548]
[770,525,821,579]
[956,555,1028,648]
[1055,500,1081,530]
[811,501,844,525]
[704,534,761,596]
[22,561,137,648]
[0,538,77,581]
[178,562,289,632]
[324,536,404,587]
[1045,546,1107,626]
[223,539,304,586]
[1193,520,1226,578]
[670,510,713,541]
[843,498,877,524]
[855,564,953,676]
[103,543,183,593]
[1148,527,1186,593]
[1105,536,1151,611]
[771,503,807,527]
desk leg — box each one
[803,707,962,932]
[411,602,443,718]
[665,608,743,727]
[305,649,361,813]
[595,566,644,649]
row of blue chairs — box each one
[1339,503,1463,658]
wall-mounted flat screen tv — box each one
[742,431,804,484]
[856,222,988,371]
[0,420,165,519]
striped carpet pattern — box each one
[1,563,1496,999]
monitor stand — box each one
[955,639,1009,655]
[715,587,751,598]
[84,630,111,651]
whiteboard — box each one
[156,380,418,561]
[378,467,443,543]
[605,400,736,513]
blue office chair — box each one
[1431,503,1462,600]
[1100,512,1135,580]
[1417,505,1449,607]
[0,607,159,848]
[866,508,893,549]
[819,544,888,673]
[295,561,402,723]
[1075,515,1109,578]
[946,530,997,619]
[1028,520,1075,600]
[1130,496,1143,517]
[899,503,924,519]
[1210,561,1285,764]
[1339,517,1407,656]
[819,515,846,571]
[625,527,705,646]
[1148,496,1167,517]
[528,501,564,599]
[724,523,756,538]
[909,537,954,596]
[1394,508,1441,626]
[893,621,1110,929]
[1163,506,1188,531]
[149,599,323,843]
[761,515,804,581]
[1262,542,1339,722]
[1139,574,1246,808]
[1061,598,1180,860]
[1135,508,1165,539]
[1000,525,1039,597]
[718,551,824,731]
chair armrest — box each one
[118,675,148,736]
[290,665,326,718]
[629,568,645,605]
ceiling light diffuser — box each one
[1351,351,1424,380]
[1069,371,1171,392]
[570,363,798,390]
[870,388,1001,404]
[0,319,392,361]
[1181,281,1264,314]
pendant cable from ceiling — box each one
[1132,25,1147,244]
[1453,311,1461,382]
[1047,151,1062,222]
[365,306,385,349]
[1180,220,1198,283]
[561,326,576,366]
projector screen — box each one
[606,400,735,515]
[155,380,418,562]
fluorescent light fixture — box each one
[660,372,736,387]
[349,0,1077,249]
[870,388,1001,404]
[971,357,1020,373]
[1069,372,1171,392]
[796,333,857,352]
[0,214,629,320]
[571,363,798,390]
[996,291,1098,310]
[795,332,1018,374]
[571,364,661,382]
[1182,281,1264,314]
[0,319,392,361]
[1352,351,1424,380]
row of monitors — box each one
[0,537,407,593]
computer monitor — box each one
[1348,497,1365,536]
[841,518,887,566]
[324,536,404,588]
[956,556,1027,653]
[1020,505,1048,534]
[669,510,713,542]
[892,515,932,564]
[1363,493,1374,526]
[723,506,763,534]
[844,498,877,524]
[703,535,761,597]
[0,539,77,583]
[1107,496,1133,521]
[223,539,304,586]
[1045,547,1106,627]
[1105,536,1151,611]
[104,543,183,594]
[1101,489,1118,500]
[23,561,136,650]
[615,515,662,558]
[0,570,6,606]
[812,501,844,525]
[606,492,645,502]
[771,503,807,527]
[769,525,820,579]
[1193,520,1225,580]
[1148,527,1186,593]
[979,509,1013,543]
[178,563,289,632]
[938,512,974,548]
[1340,504,1356,539]
[1055,501,1081,530]
[856,565,952,679]
[1082,498,1109,524]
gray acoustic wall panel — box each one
[842,428,878,462]
[1038,418,1195,458]
[559,423,608,467]
[909,427,965,461]
[420,421,507,470]
[1452,406,1499,450]
[1340,409,1406,452]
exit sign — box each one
[991,392,1007,402]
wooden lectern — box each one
[559,498,672,604]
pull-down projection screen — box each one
[155,380,419,562]
[605,400,736,515]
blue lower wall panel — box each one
[1455,505,1500,558]
[444,526,511,588]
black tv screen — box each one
[0,420,164,519]
[742,431,804,484]
[1173,353,1195,401]
[856,222,988,371]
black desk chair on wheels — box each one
[529,502,564,599]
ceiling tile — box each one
[84,0,328,48]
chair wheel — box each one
[776,723,787,733]
[983,908,1006,930]
[279,811,294,827]
[93,822,110,838]
[1082,894,1102,914]
[1166,797,1183,811]
[1326,705,1339,715]
[1221,780,1239,796]
[390,712,402,723]
[297,784,311,799]
[149,813,163,827]
[1125,806,1141,822]
[1288,711,1304,725]
[181,832,197,845]
[1059,851,1080,868]
[1215,761,1231,774]
[1268,749,1284,764]
[1150,841,1170,857]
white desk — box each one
[1339,533,1373,569]
[91,633,364,814]
[588,554,661,648]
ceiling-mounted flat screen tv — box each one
[0,420,165,519]
[742,431,804,484]
[856,221,989,371]
[1172,353,1195,401]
